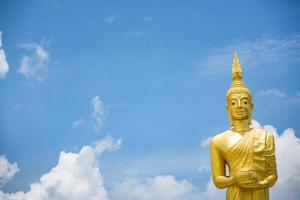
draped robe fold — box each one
[226,129,277,200]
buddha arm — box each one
[210,139,235,189]
[259,133,278,188]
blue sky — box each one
[0,0,300,200]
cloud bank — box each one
[1,121,299,200]
[111,175,200,200]
[0,136,121,200]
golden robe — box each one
[226,129,277,200]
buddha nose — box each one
[237,99,242,107]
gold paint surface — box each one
[210,53,277,200]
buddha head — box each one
[226,52,253,126]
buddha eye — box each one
[244,102,247,105]
[231,102,235,106]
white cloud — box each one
[2,118,299,200]
[71,118,85,128]
[256,89,286,98]
[200,136,211,147]
[18,42,49,83]
[0,136,121,200]
[196,33,300,77]
[103,16,117,24]
[271,128,300,200]
[0,32,2,47]
[111,175,201,200]
[250,119,262,129]
[0,156,19,188]
[71,96,109,131]
[256,89,300,107]
[91,96,108,132]
[198,165,210,173]
[0,31,9,79]
[204,178,225,200]
[111,175,226,200]
[93,136,121,154]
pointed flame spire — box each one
[232,51,243,81]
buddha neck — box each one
[231,120,251,134]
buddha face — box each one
[226,92,253,123]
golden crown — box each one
[226,52,252,101]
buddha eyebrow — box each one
[240,97,249,100]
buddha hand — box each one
[235,168,260,188]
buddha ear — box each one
[248,102,254,125]
[226,100,230,112]
[226,103,233,126]
[248,114,252,125]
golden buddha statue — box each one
[210,52,277,200]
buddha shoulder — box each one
[257,128,276,143]
[210,130,233,147]
[253,128,275,137]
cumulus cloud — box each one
[91,96,108,132]
[204,178,225,199]
[2,118,299,200]
[272,128,300,200]
[0,136,121,200]
[111,175,226,200]
[111,175,201,200]
[0,31,9,79]
[0,156,19,188]
[196,33,300,77]
[18,42,49,83]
